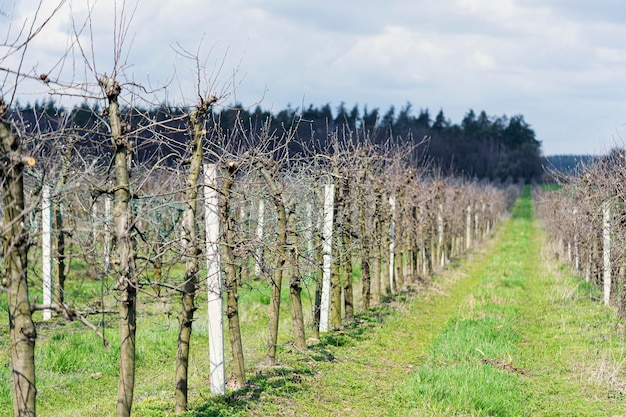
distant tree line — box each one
[14,99,544,183]
[544,154,599,177]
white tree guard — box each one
[306,203,314,257]
[254,199,265,276]
[603,202,611,306]
[205,164,225,395]
[42,185,52,320]
[104,197,112,272]
[573,208,580,272]
[466,205,472,250]
[91,202,97,251]
[320,183,334,333]
[437,203,445,267]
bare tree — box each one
[538,151,626,315]
[257,157,308,361]
[0,2,71,415]
[97,73,138,417]
[175,95,216,412]
[1,98,38,417]
[219,159,246,387]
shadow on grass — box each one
[192,365,315,416]
[189,282,447,416]
[189,300,406,416]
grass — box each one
[238,187,625,416]
[1,188,625,416]
[538,183,563,192]
[389,187,626,416]
[390,196,529,416]
[0,252,323,416]
[516,241,626,414]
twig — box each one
[31,303,111,347]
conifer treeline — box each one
[15,100,544,182]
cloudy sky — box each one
[3,0,626,155]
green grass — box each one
[538,183,563,192]
[236,186,624,416]
[389,187,625,416]
[515,239,626,415]
[390,195,530,416]
[0,253,322,416]
[2,188,625,416]
[398,364,522,416]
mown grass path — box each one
[240,190,625,416]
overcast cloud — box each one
[3,0,626,155]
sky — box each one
[2,0,626,156]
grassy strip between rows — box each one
[232,216,511,415]
[241,189,626,416]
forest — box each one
[15,99,545,183]
[543,154,599,175]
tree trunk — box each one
[394,186,406,290]
[340,177,354,321]
[238,203,252,284]
[372,189,382,304]
[388,195,396,294]
[100,75,137,417]
[258,161,307,362]
[267,238,284,361]
[330,248,342,329]
[175,99,212,412]
[288,232,307,350]
[1,100,37,417]
[286,206,306,350]
[330,182,343,329]
[53,142,73,307]
[312,223,324,339]
[371,242,381,304]
[220,162,246,388]
[359,178,371,310]
[260,166,284,366]
[54,196,66,305]
[618,265,626,318]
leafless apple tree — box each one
[536,150,626,315]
